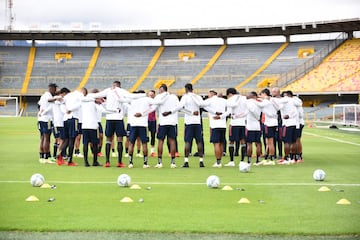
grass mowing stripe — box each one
[1,180,360,186]
[303,131,360,146]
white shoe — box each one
[128,163,134,168]
[263,160,275,166]
[143,164,150,168]
[154,163,163,168]
[170,163,177,168]
[112,152,118,157]
[253,162,263,166]
[45,159,56,164]
[39,158,46,164]
[136,153,144,158]
[278,160,290,165]
[224,161,235,167]
[124,153,129,157]
[74,153,84,158]
[212,162,222,168]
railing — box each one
[275,33,348,88]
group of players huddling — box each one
[37,81,304,168]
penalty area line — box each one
[0,180,359,187]
[304,131,360,147]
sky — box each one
[1,0,360,31]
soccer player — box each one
[57,89,83,166]
[169,83,205,168]
[80,87,101,167]
[151,84,179,168]
[272,90,302,164]
[257,88,278,165]
[88,81,145,167]
[52,87,70,163]
[147,90,157,157]
[37,83,58,163]
[271,87,283,159]
[127,90,154,168]
[202,89,229,168]
[294,95,304,163]
[245,91,262,165]
[224,88,247,167]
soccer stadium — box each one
[0,1,360,240]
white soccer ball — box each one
[30,173,45,187]
[117,174,131,187]
[239,161,251,173]
[313,169,326,181]
[206,175,220,188]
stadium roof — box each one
[0,18,359,41]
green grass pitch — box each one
[0,117,359,239]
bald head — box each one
[271,87,281,97]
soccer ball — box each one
[206,175,220,188]
[30,173,45,187]
[239,161,250,173]
[313,169,326,181]
[117,174,131,187]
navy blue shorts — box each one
[98,122,103,134]
[126,123,131,137]
[246,130,261,143]
[82,129,99,145]
[38,121,52,135]
[157,125,177,140]
[77,122,82,135]
[229,125,245,142]
[295,124,304,139]
[63,118,79,139]
[282,126,297,143]
[184,124,202,143]
[210,128,226,143]
[53,126,65,139]
[148,120,156,133]
[105,120,126,138]
[129,126,149,144]
[264,126,276,138]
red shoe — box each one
[150,152,156,157]
[277,159,285,164]
[175,152,180,157]
[56,155,64,166]
[104,162,110,167]
[67,161,78,166]
[97,152,104,157]
[117,162,126,168]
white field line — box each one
[1,180,359,186]
[303,131,360,147]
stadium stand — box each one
[285,39,360,93]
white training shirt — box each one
[272,96,301,127]
[52,99,65,127]
[127,96,154,127]
[62,91,82,121]
[246,98,262,131]
[171,92,203,125]
[152,92,179,126]
[226,94,247,126]
[81,96,99,130]
[204,96,228,129]
[37,91,54,122]
[256,98,278,127]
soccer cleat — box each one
[74,153,84,158]
[296,159,304,163]
[170,163,177,168]
[84,162,90,167]
[150,152,156,157]
[199,161,205,168]
[260,160,268,165]
[56,155,65,166]
[39,158,46,164]
[92,161,102,166]
[278,160,290,165]
[111,152,118,157]
[253,162,262,166]
[124,153,129,158]
[277,159,285,164]
[175,152,180,157]
[104,162,111,167]
[97,152,104,157]
[67,161,78,166]
[182,162,189,168]
[136,153,144,158]
[45,159,56,164]
[154,163,163,168]
[143,164,150,169]
[212,162,222,168]
[224,161,235,167]
[263,160,275,166]
[117,162,126,168]
[128,163,134,168]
